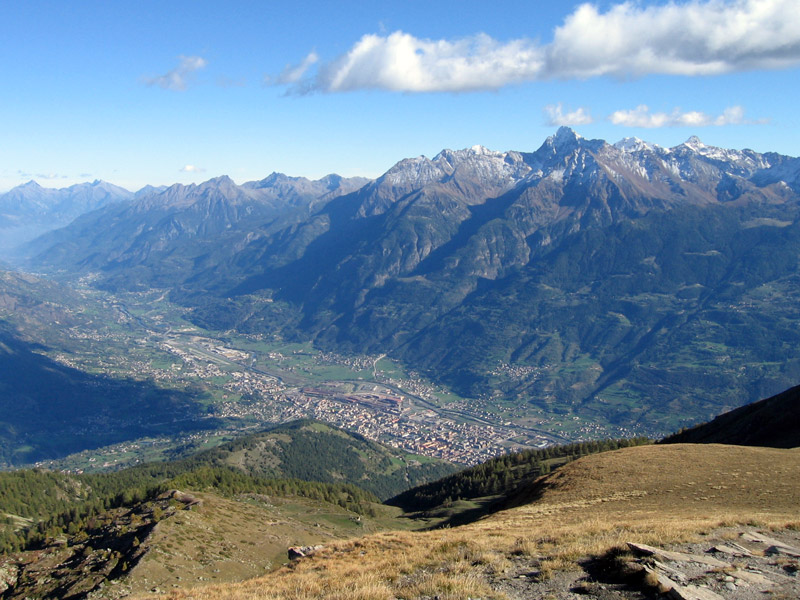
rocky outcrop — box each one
[623,530,800,598]
[0,496,182,600]
[287,544,324,560]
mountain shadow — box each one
[0,321,219,465]
[660,383,800,448]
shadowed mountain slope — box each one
[0,321,218,466]
[660,383,800,448]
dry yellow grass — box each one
[134,444,800,600]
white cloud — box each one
[295,31,543,93]
[276,51,319,85]
[547,0,800,78]
[145,55,207,91]
[608,104,750,128]
[179,165,206,173]
[281,0,800,93]
[545,103,593,126]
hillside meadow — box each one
[134,444,800,600]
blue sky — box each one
[2,0,799,191]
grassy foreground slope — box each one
[0,419,452,553]
[137,443,800,600]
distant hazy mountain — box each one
[0,179,134,257]
[25,172,369,289]
[27,129,800,435]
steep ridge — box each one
[661,383,800,448]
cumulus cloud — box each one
[312,32,542,93]
[281,31,543,93]
[145,55,207,91]
[179,165,206,173]
[546,0,800,78]
[279,0,800,93]
[608,104,751,127]
[545,103,593,126]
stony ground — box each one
[491,526,800,600]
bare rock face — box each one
[0,561,19,593]
[287,544,324,560]
[162,489,202,508]
[0,497,179,600]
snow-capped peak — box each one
[469,144,494,156]
[432,145,505,164]
[614,137,656,153]
[552,126,582,145]
[683,136,705,150]
[539,127,584,156]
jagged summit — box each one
[379,143,531,194]
[552,125,583,144]
[684,135,705,148]
[534,127,606,161]
[470,144,493,154]
[200,174,237,188]
[614,136,657,153]
[247,172,296,186]
[432,144,506,164]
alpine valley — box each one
[11,127,800,445]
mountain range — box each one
[17,128,800,435]
[0,180,136,256]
